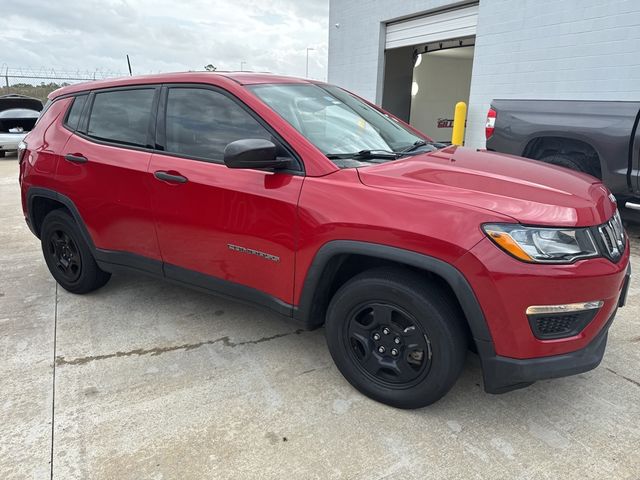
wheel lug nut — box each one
[373,333,380,341]
[391,348,398,356]
[394,337,401,344]
[378,346,386,354]
[382,328,390,335]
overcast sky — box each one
[1,0,329,80]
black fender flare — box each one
[27,187,96,249]
[294,240,495,349]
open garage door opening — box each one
[381,4,477,143]
[410,38,474,143]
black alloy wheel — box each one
[325,267,467,409]
[48,229,82,283]
[40,209,111,294]
[345,302,432,387]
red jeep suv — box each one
[19,72,631,408]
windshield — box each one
[249,83,430,166]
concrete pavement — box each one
[1,155,639,479]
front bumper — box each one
[478,263,630,393]
[479,309,615,393]
[456,237,631,358]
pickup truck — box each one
[485,99,640,212]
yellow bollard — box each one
[451,101,467,146]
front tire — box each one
[325,267,467,409]
[41,209,111,294]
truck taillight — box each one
[17,141,28,163]
[485,108,496,140]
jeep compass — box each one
[19,72,631,408]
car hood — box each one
[357,146,616,227]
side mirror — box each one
[224,139,290,170]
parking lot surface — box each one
[1,155,639,479]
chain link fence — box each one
[1,66,126,103]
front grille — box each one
[536,314,579,335]
[528,309,598,340]
[596,210,626,261]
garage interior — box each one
[381,4,478,143]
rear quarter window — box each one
[64,95,88,131]
[87,89,155,147]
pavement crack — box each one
[55,329,305,366]
[298,365,331,376]
[606,368,640,388]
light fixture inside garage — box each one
[411,81,419,96]
[414,54,422,68]
[415,36,475,56]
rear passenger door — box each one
[148,85,303,307]
[57,87,162,264]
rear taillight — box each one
[17,140,28,163]
[485,108,496,140]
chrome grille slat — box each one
[611,211,625,247]
[597,211,625,261]
[599,225,613,252]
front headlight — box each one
[483,224,599,263]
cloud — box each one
[1,0,328,80]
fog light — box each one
[526,301,603,340]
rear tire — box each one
[325,267,467,409]
[540,153,596,177]
[41,209,111,294]
[0,151,6,158]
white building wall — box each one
[329,0,640,148]
[328,0,460,101]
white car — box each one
[0,95,43,157]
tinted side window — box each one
[165,88,271,162]
[87,89,155,147]
[64,94,88,130]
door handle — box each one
[65,154,88,164]
[154,171,188,184]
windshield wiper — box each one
[326,142,441,162]
[399,140,428,154]
[326,149,399,160]
[398,139,449,155]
